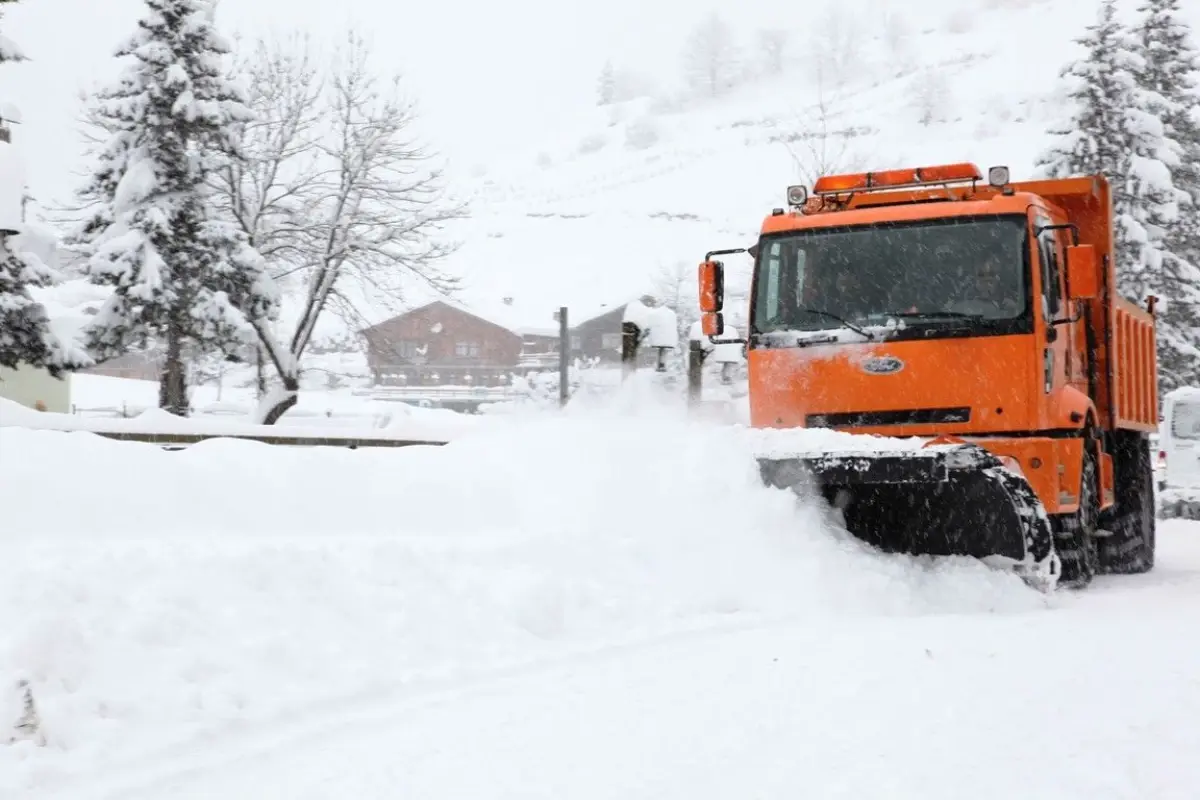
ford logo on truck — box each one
[861,356,904,375]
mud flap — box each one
[758,444,1060,592]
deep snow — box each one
[2,390,1199,797]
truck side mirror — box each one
[699,260,724,313]
[1066,244,1099,300]
[702,311,724,337]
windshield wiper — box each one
[882,310,984,321]
[796,307,875,340]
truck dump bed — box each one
[1111,297,1158,432]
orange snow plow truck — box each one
[698,162,1158,591]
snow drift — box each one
[0,400,1048,793]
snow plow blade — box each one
[758,443,1060,592]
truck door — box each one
[1035,219,1073,393]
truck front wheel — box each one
[1052,442,1100,588]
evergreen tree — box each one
[1035,0,1196,393]
[71,0,278,415]
[597,60,615,106]
[1133,0,1200,390]
[0,0,90,379]
[0,0,25,66]
[1035,1,1140,258]
[0,237,90,378]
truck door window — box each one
[1037,227,1063,317]
[754,239,806,331]
[762,242,781,323]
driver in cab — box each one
[943,258,1020,318]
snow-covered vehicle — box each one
[1158,387,1200,519]
[696,162,1159,591]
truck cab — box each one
[704,163,1110,440]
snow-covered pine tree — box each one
[1133,0,1200,390]
[1034,1,1137,218]
[0,0,25,66]
[0,234,90,378]
[1035,0,1196,393]
[0,0,91,379]
[72,0,277,415]
[597,60,615,105]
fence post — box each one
[557,306,569,407]
[687,339,705,407]
[621,321,640,381]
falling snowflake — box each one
[430,322,443,334]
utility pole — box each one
[556,306,569,407]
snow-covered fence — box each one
[2,398,463,449]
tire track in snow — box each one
[30,612,787,800]
[30,530,1200,798]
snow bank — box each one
[1157,487,1200,519]
[0,410,1047,793]
[0,397,475,443]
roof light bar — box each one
[812,162,984,195]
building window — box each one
[455,341,480,357]
[601,332,622,350]
[393,340,420,359]
[570,335,582,350]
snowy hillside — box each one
[436,0,1200,330]
[7,0,1200,349]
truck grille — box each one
[805,407,972,428]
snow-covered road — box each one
[42,522,1200,800]
[4,404,1200,799]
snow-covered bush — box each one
[577,133,607,154]
[624,117,660,150]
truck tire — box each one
[1099,433,1156,574]
[1054,442,1099,588]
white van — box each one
[1161,387,1200,491]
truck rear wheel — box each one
[1099,432,1156,574]
[1053,442,1099,588]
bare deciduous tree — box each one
[682,12,739,98]
[778,72,871,188]
[212,30,467,424]
[757,28,788,76]
[650,261,699,344]
[806,6,863,88]
[912,67,950,127]
[880,10,915,71]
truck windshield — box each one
[751,215,1031,337]
[1172,400,1200,440]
